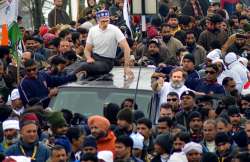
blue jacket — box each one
[194,79,225,95]
[5,140,50,162]
[185,70,200,90]
[18,71,76,107]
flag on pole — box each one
[0,23,8,46]
[8,21,22,59]
[123,0,132,37]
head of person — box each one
[154,133,172,155]
[24,59,38,79]
[2,120,19,144]
[182,54,195,72]
[183,142,203,162]
[10,88,23,109]
[96,10,110,30]
[25,36,43,52]
[169,67,187,89]
[167,14,179,29]
[215,132,232,156]
[130,133,144,159]
[228,106,241,126]
[224,52,238,67]
[147,39,160,55]
[59,39,71,54]
[115,135,133,160]
[222,77,237,94]
[98,150,113,162]
[136,118,152,140]
[82,136,97,155]
[220,21,228,32]
[103,102,120,125]
[172,132,190,152]
[205,64,219,82]
[50,55,67,74]
[48,37,61,55]
[196,95,214,112]
[59,29,72,42]
[180,90,196,111]
[80,153,98,162]
[244,120,250,139]
[88,115,110,139]
[157,116,173,134]
[121,98,138,110]
[188,111,203,132]
[240,95,250,111]
[66,127,85,150]
[50,145,68,162]
[159,103,174,119]
[167,92,180,112]
[116,108,133,131]
[54,0,63,7]
[160,23,172,43]
[185,31,196,47]
[19,120,38,144]
[212,59,225,74]
[215,117,230,133]
[21,51,32,64]
[179,15,192,31]
[203,119,217,142]
[235,33,246,48]
[48,111,69,136]
[207,14,223,31]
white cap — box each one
[238,57,248,67]
[182,142,203,154]
[97,151,113,162]
[2,120,19,131]
[224,52,237,65]
[10,88,20,101]
[207,49,221,61]
[130,133,144,150]
[168,152,188,162]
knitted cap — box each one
[88,115,110,132]
[183,54,195,64]
[82,136,97,148]
[47,111,67,128]
[117,108,133,124]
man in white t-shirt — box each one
[152,67,189,105]
[75,10,133,79]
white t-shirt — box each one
[159,82,189,105]
[86,24,126,58]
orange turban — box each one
[88,115,110,132]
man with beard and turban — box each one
[1,120,19,152]
[152,67,189,105]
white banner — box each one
[123,0,132,37]
[0,0,19,26]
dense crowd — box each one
[0,0,250,162]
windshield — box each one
[50,87,153,116]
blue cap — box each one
[96,10,110,20]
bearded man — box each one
[1,120,19,151]
[152,67,189,105]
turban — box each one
[207,49,221,61]
[88,115,110,132]
[224,52,237,65]
[2,120,19,131]
[182,142,203,154]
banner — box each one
[0,0,19,26]
[123,0,132,37]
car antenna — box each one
[133,20,148,109]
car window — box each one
[50,87,153,116]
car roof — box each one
[61,67,155,90]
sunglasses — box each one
[26,67,37,72]
[167,98,178,102]
[205,70,216,74]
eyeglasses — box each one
[205,70,216,74]
[26,67,37,72]
[167,98,178,102]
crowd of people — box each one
[0,0,250,162]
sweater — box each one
[18,71,76,108]
[97,131,116,156]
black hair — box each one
[66,127,83,143]
[51,145,66,156]
[77,28,89,34]
[206,64,219,72]
[48,37,61,48]
[61,109,73,125]
[71,32,80,44]
[115,135,133,148]
[160,23,172,31]
[77,17,86,24]
[50,56,67,65]
[24,59,36,68]
[121,98,138,110]
[137,118,152,129]
[167,92,179,98]
[173,132,191,143]
[103,103,120,125]
[80,153,98,162]
[59,29,71,39]
[210,40,222,50]
[158,116,173,128]
[222,77,234,86]
[70,21,76,26]
[160,103,173,110]
[0,46,10,59]
[63,50,77,62]
[185,30,196,38]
